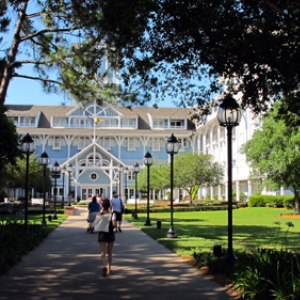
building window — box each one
[53,137,61,150]
[128,138,135,151]
[170,119,184,128]
[78,137,86,150]
[90,173,98,180]
[152,138,161,152]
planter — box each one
[64,206,75,216]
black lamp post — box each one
[67,163,73,205]
[144,151,153,226]
[217,95,242,264]
[39,151,50,226]
[119,165,123,197]
[124,167,128,203]
[166,133,179,238]
[52,161,60,220]
[20,133,35,232]
[133,163,139,219]
[61,165,66,208]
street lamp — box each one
[39,151,50,226]
[124,167,129,203]
[217,94,242,264]
[133,163,139,219]
[20,133,35,232]
[61,165,67,208]
[52,161,60,220]
[67,163,73,205]
[119,165,123,197]
[166,133,179,238]
[144,151,153,226]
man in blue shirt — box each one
[111,193,124,233]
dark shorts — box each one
[98,231,115,243]
[114,212,122,222]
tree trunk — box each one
[0,1,28,110]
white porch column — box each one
[247,180,252,198]
[218,185,222,201]
[236,181,240,201]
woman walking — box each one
[96,198,117,277]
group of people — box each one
[87,193,125,277]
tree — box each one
[98,1,300,117]
[242,102,300,214]
[173,152,223,204]
[0,108,22,169]
[0,0,122,113]
[2,155,52,198]
[135,161,169,197]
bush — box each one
[0,220,49,276]
[192,248,300,300]
[249,195,294,208]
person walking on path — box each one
[87,195,100,232]
[96,198,117,277]
[111,193,124,233]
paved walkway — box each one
[0,208,235,300]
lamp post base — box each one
[144,219,152,226]
[53,213,58,220]
[226,250,237,265]
[132,212,138,219]
[166,227,177,238]
[41,219,47,226]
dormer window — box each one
[53,117,68,127]
[21,116,35,127]
[153,119,167,128]
[170,119,184,129]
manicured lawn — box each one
[125,207,300,257]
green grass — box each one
[125,207,300,257]
[0,213,68,229]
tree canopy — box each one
[242,102,300,214]
[0,0,123,112]
[98,0,300,117]
[137,152,223,202]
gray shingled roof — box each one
[5,103,195,133]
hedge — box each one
[248,195,294,209]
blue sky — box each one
[6,76,69,106]
[6,74,176,107]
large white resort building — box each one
[5,98,265,202]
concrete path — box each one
[0,208,235,300]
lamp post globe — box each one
[21,133,35,233]
[52,161,60,220]
[217,95,242,264]
[144,151,153,226]
[133,163,139,219]
[39,151,50,226]
[166,133,179,238]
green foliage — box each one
[98,1,300,118]
[191,185,199,201]
[0,1,125,109]
[249,195,294,209]
[174,152,223,202]
[3,155,52,193]
[243,102,300,214]
[0,214,67,276]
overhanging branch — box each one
[13,73,61,85]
